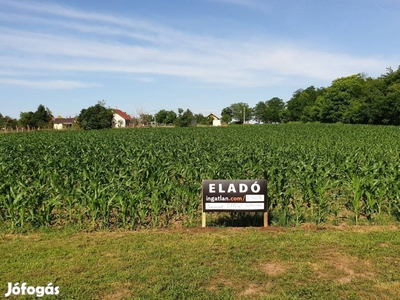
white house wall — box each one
[213,120,221,126]
[113,114,126,128]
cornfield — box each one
[1,124,400,230]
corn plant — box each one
[1,124,400,230]
[347,174,363,225]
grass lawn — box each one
[1,225,400,299]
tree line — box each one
[282,67,400,125]
[221,66,400,125]
[0,104,53,130]
[78,104,215,129]
[2,66,400,130]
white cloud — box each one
[0,0,396,90]
[0,0,174,39]
[136,77,155,83]
[0,78,101,90]
[204,0,270,11]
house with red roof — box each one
[112,108,132,128]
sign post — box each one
[202,180,267,227]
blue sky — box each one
[0,0,399,119]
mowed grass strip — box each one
[1,227,400,299]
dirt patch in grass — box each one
[103,289,131,300]
[239,283,271,297]
[179,227,221,234]
[102,283,132,300]
[374,282,400,300]
[207,279,271,298]
[260,262,287,276]
[311,250,375,284]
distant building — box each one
[112,109,132,128]
[53,117,76,130]
[207,113,221,126]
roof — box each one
[207,113,220,120]
[53,118,75,124]
[112,108,132,120]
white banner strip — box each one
[205,203,264,210]
[245,195,265,202]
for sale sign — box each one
[202,180,267,212]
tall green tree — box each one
[19,111,35,128]
[34,104,53,128]
[221,107,233,124]
[300,99,323,123]
[0,114,17,129]
[252,101,267,123]
[285,86,321,122]
[227,102,252,124]
[174,108,194,127]
[253,98,285,123]
[19,104,52,129]
[165,110,177,125]
[265,97,285,123]
[381,83,400,125]
[155,109,167,124]
[377,66,400,125]
[319,74,364,123]
[77,102,114,130]
[357,76,386,124]
[155,109,177,125]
